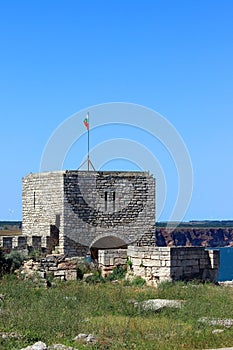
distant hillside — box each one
[0,221,22,229]
[157,220,233,228]
[1,221,233,247]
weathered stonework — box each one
[126,246,220,286]
[19,255,80,283]
[22,170,155,256]
[19,169,221,285]
[98,249,127,277]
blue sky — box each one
[0,0,233,221]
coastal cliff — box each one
[155,227,233,247]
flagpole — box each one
[78,112,95,171]
[87,112,90,171]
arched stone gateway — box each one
[22,170,155,256]
[90,235,128,249]
[90,235,128,262]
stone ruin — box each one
[0,169,220,285]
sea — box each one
[216,247,233,281]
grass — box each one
[1,277,233,349]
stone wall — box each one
[0,239,220,285]
[126,246,220,286]
[22,170,155,256]
[98,249,127,277]
[0,236,28,252]
[63,171,155,256]
[22,171,64,254]
[19,255,80,283]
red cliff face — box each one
[155,227,233,247]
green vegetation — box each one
[0,250,25,276]
[1,277,233,349]
[157,220,233,228]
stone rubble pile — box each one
[20,341,77,350]
[19,334,97,350]
[73,333,96,342]
[17,254,81,284]
[0,331,21,340]
[199,317,233,328]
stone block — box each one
[48,267,59,271]
[151,267,160,274]
[145,267,152,278]
[171,259,182,267]
[200,259,207,269]
[191,266,200,274]
[150,255,160,260]
[65,270,77,281]
[182,259,199,267]
[133,266,145,276]
[142,259,159,267]
[158,267,171,277]
[54,270,65,277]
[171,267,183,278]
[183,267,193,274]
[131,257,141,266]
[114,258,126,265]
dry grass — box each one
[0,230,22,236]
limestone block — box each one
[36,271,45,279]
[189,254,202,260]
[65,270,77,281]
[159,247,170,252]
[151,267,160,275]
[191,266,200,274]
[131,257,141,266]
[144,259,161,267]
[145,267,152,278]
[54,270,65,277]
[165,260,171,267]
[200,259,207,269]
[143,254,152,259]
[114,258,127,265]
[48,267,58,271]
[133,266,145,277]
[171,259,182,267]
[158,267,171,277]
[150,255,160,260]
[183,267,192,274]
[182,259,199,267]
[171,267,183,278]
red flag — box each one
[83,113,89,130]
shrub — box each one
[0,249,25,276]
[85,269,105,283]
[4,251,26,273]
[28,249,41,261]
[105,265,127,281]
[126,257,133,269]
[131,276,146,286]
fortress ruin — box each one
[22,170,155,257]
[0,169,220,285]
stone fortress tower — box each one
[22,170,156,257]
